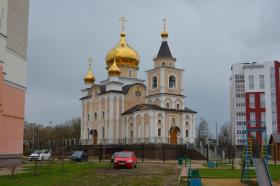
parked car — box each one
[29,150,52,161]
[70,151,88,162]
[113,151,137,169]
[111,152,120,163]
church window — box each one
[166,102,170,109]
[169,75,176,88]
[87,113,90,121]
[129,69,132,77]
[186,121,189,126]
[152,76,158,89]
[186,130,189,138]
[102,127,105,138]
[102,111,105,119]
[130,130,133,138]
[94,112,97,120]
[176,104,180,110]
[158,128,161,137]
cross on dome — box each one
[119,16,127,33]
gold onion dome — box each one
[84,58,95,84]
[161,30,168,38]
[108,58,121,76]
[105,32,140,69]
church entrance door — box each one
[170,127,180,144]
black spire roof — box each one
[157,41,173,58]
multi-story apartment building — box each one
[0,0,29,167]
[230,61,280,146]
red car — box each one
[113,151,137,169]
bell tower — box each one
[146,18,185,110]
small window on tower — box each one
[102,111,105,119]
[177,104,180,110]
[169,75,176,88]
[186,130,189,138]
[152,76,158,89]
[129,69,132,77]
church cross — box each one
[119,16,127,32]
[163,18,167,31]
[88,57,93,69]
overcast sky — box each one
[25,0,280,133]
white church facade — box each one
[80,19,197,145]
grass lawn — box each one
[0,161,179,186]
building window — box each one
[87,128,90,139]
[87,113,90,121]
[166,102,170,109]
[130,130,133,138]
[152,76,157,89]
[169,75,176,88]
[261,112,266,127]
[94,112,97,120]
[249,94,255,108]
[186,130,189,138]
[259,75,265,89]
[250,112,256,127]
[176,104,180,110]
[129,69,132,77]
[102,127,105,138]
[102,111,105,119]
[158,128,161,137]
[249,75,254,89]
[260,93,265,108]
[186,121,188,126]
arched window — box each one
[102,111,105,119]
[152,76,157,89]
[129,69,132,77]
[169,75,176,88]
[186,130,189,138]
[176,104,180,110]
[87,113,90,121]
[94,112,97,120]
[158,128,161,137]
[102,127,105,138]
[166,102,170,109]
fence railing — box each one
[77,137,186,145]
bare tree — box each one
[196,117,209,146]
[218,123,230,148]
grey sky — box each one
[26,0,280,133]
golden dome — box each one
[105,32,139,69]
[83,58,95,84]
[108,58,121,76]
[161,30,168,38]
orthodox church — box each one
[80,18,197,145]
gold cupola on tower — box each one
[83,57,95,84]
[161,18,168,38]
[108,57,121,76]
[105,17,140,70]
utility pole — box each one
[32,123,35,149]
